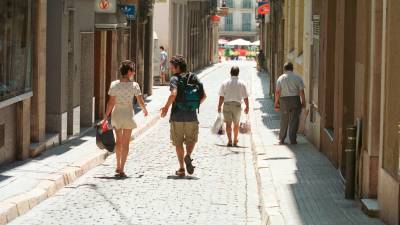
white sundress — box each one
[108,80,141,129]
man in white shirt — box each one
[218,66,250,147]
[274,62,306,145]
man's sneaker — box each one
[184,155,195,175]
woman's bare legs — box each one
[120,129,132,172]
[115,129,123,172]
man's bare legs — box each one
[226,122,233,145]
[233,122,240,145]
[160,72,166,85]
[175,144,185,169]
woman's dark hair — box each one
[120,60,135,76]
[231,66,240,76]
[169,55,187,72]
[284,62,294,71]
[160,46,165,50]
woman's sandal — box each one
[175,168,185,177]
[115,169,127,178]
[119,172,128,178]
[233,140,239,147]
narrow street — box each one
[8,62,260,225]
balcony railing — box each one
[220,25,256,32]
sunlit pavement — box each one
[9,61,261,225]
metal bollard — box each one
[345,126,357,199]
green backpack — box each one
[175,73,204,112]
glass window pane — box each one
[226,0,234,8]
[242,0,252,8]
[225,13,233,31]
[242,13,251,31]
[0,0,32,102]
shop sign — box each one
[258,1,270,15]
[217,7,229,17]
[95,0,117,13]
[120,5,136,20]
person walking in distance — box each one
[160,55,206,177]
[218,66,250,147]
[257,49,266,71]
[160,46,168,85]
[274,62,306,145]
[104,60,149,177]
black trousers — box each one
[279,96,302,143]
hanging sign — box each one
[120,5,136,20]
[258,1,270,15]
[95,0,117,13]
[211,15,221,22]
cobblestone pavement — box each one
[9,61,261,225]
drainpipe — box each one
[345,126,357,199]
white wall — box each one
[153,0,170,50]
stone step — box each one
[361,198,380,218]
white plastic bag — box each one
[239,114,251,134]
[298,108,309,135]
[211,113,224,134]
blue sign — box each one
[258,0,269,7]
[120,5,136,20]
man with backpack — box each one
[160,55,206,177]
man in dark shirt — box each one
[160,55,206,176]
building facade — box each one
[260,0,400,224]
[219,0,258,41]
[0,0,47,164]
[153,0,219,72]
[0,0,155,166]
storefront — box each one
[94,0,132,120]
[0,0,33,102]
[0,0,34,164]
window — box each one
[242,13,252,32]
[226,0,234,8]
[242,0,252,8]
[225,13,233,31]
[0,0,33,102]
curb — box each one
[250,131,286,225]
[0,113,161,225]
[249,74,285,225]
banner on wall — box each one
[258,1,270,15]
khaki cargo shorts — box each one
[223,101,242,124]
[170,122,199,146]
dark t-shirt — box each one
[169,73,200,122]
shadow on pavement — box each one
[167,175,200,180]
[214,144,248,149]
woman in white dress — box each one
[103,60,148,177]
